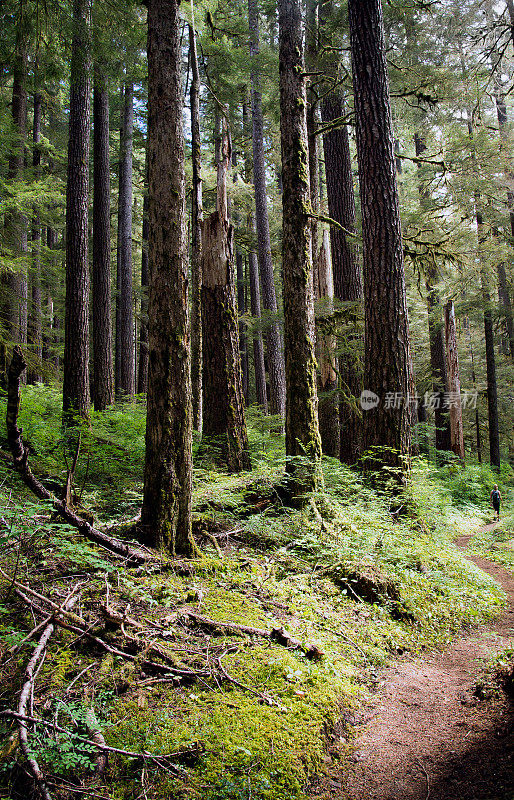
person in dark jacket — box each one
[490,484,501,521]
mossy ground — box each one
[0,389,512,800]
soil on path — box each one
[311,522,514,800]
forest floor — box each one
[312,521,514,800]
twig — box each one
[216,651,283,708]
[416,758,431,800]
[64,663,98,694]
[3,615,53,660]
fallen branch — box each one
[5,347,157,566]
[181,609,324,660]
[9,578,210,680]
[0,710,201,772]
[16,590,79,800]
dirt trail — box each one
[312,522,514,800]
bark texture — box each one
[201,121,251,472]
[278,0,322,493]
[115,82,135,398]
[141,0,194,554]
[63,0,92,420]
[444,301,465,461]
[248,0,286,418]
[189,23,203,430]
[348,0,413,471]
[92,69,114,410]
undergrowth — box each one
[0,388,512,800]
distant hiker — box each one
[490,484,501,521]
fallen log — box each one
[5,347,156,566]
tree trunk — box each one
[475,206,501,470]
[444,301,465,461]
[306,0,319,291]
[321,91,363,463]
[249,241,268,412]
[415,133,452,455]
[47,227,60,374]
[141,0,194,555]
[318,0,363,463]
[243,97,267,412]
[278,0,322,493]
[484,0,514,361]
[189,23,203,431]
[348,0,413,473]
[28,83,42,383]
[236,248,249,404]
[92,68,114,410]
[201,119,251,472]
[137,154,149,394]
[5,27,28,351]
[316,231,339,456]
[248,0,286,418]
[63,0,91,421]
[115,82,135,398]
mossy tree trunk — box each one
[63,0,92,421]
[278,0,322,493]
[92,67,114,410]
[348,0,413,473]
[141,0,194,555]
[201,118,251,472]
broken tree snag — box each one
[6,347,155,564]
[201,114,251,473]
[444,300,465,462]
